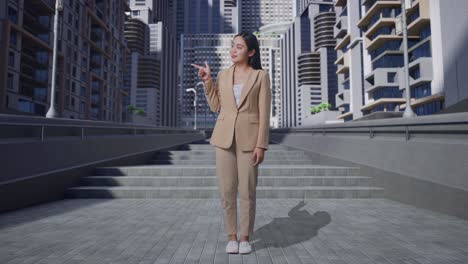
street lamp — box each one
[186,88,197,130]
[400,0,417,118]
[194,81,205,129]
[46,0,63,118]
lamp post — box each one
[401,0,417,118]
[46,0,63,118]
[186,88,197,130]
[194,81,205,129]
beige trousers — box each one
[215,130,258,237]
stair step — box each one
[176,145,291,150]
[80,176,373,187]
[95,165,361,177]
[159,150,307,155]
[154,153,308,159]
[66,142,384,200]
[65,186,385,199]
[149,159,315,165]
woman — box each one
[191,31,271,254]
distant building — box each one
[280,0,340,127]
[180,33,281,129]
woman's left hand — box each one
[252,147,265,166]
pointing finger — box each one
[191,63,202,69]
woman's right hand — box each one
[191,61,211,81]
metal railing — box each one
[0,122,199,143]
[271,113,468,141]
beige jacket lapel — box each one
[225,65,261,109]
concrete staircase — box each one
[66,139,384,199]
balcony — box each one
[336,52,350,74]
[360,97,406,112]
[335,34,350,51]
[358,1,401,28]
[335,89,350,108]
[366,34,418,52]
[408,57,433,87]
[334,16,348,39]
[401,0,429,35]
[364,18,395,39]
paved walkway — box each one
[1,198,468,264]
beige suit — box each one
[203,64,272,237]
[203,64,271,151]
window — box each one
[9,31,17,47]
[372,54,404,69]
[371,87,402,100]
[8,6,17,23]
[18,99,34,113]
[8,52,15,67]
[7,73,14,90]
[409,41,431,62]
[387,72,397,83]
[414,100,443,115]
[411,83,431,99]
[81,86,87,97]
[409,66,421,79]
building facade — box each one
[176,0,238,39]
[240,0,295,32]
[123,16,161,125]
[280,0,339,128]
[338,0,468,119]
[334,0,366,121]
[127,0,178,127]
[0,0,129,121]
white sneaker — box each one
[225,240,239,254]
[238,241,252,254]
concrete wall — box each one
[270,112,468,220]
[0,114,204,213]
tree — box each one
[318,102,331,111]
[127,104,146,116]
[311,102,332,114]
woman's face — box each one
[230,36,254,64]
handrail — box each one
[271,114,468,141]
[0,121,200,142]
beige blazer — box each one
[203,64,271,151]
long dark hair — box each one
[234,31,263,70]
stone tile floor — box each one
[1,198,468,264]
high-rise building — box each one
[350,0,468,118]
[175,0,238,39]
[240,0,295,32]
[180,33,281,129]
[127,0,178,127]
[334,0,366,121]
[0,0,130,121]
[280,0,340,128]
[123,16,161,125]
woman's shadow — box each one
[251,200,331,251]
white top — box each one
[233,83,244,106]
